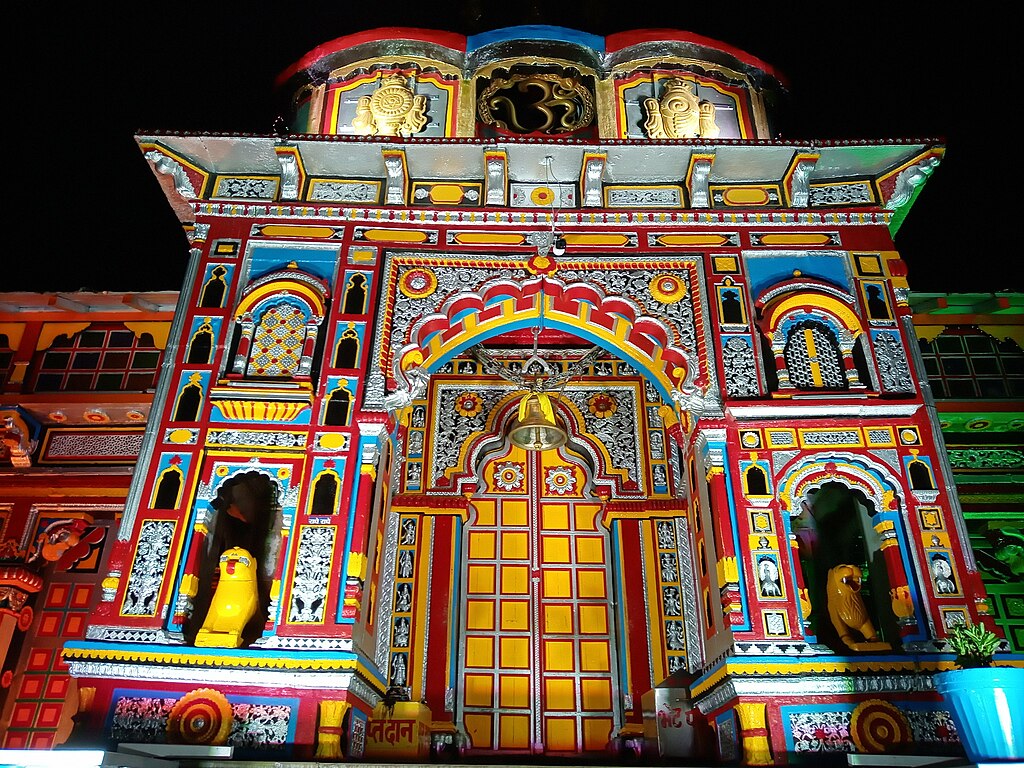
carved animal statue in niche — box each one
[826,564,891,652]
[643,79,720,139]
[195,547,259,648]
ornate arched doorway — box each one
[457,440,620,755]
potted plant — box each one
[933,621,1024,762]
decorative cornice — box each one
[192,201,893,227]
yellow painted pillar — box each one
[734,701,773,765]
[315,700,350,760]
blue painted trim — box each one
[448,516,463,694]
[467,26,605,54]
[610,519,631,692]
[336,433,372,624]
[421,316,675,404]
[718,444,752,632]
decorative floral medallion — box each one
[215,465,230,477]
[84,409,110,424]
[47,411,67,423]
[850,699,911,753]
[167,688,233,745]
[649,274,687,304]
[587,392,618,418]
[126,409,147,422]
[494,461,525,492]
[399,267,438,299]
[454,392,482,418]
[531,186,555,205]
[545,466,577,496]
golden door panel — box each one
[460,445,617,755]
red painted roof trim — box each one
[606,29,788,86]
[276,28,467,87]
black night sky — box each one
[8,3,1016,294]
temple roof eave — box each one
[136,132,943,223]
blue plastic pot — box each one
[934,666,1024,761]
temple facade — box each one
[1,25,1020,765]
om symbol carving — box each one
[352,74,429,137]
[644,78,720,139]
[478,74,595,135]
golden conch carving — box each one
[352,74,429,137]
[643,78,720,139]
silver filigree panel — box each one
[874,332,915,393]
[287,525,336,623]
[722,336,759,398]
[121,520,175,617]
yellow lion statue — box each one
[826,564,891,652]
[195,547,259,648]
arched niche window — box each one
[333,325,361,369]
[199,265,229,308]
[323,385,353,426]
[186,319,215,364]
[793,483,898,652]
[173,373,204,422]
[908,458,935,491]
[183,470,282,648]
[228,269,329,381]
[308,470,340,516]
[343,274,368,315]
[717,279,747,325]
[758,287,866,394]
[152,465,184,509]
[744,464,769,497]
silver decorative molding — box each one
[145,149,197,198]
[688,157,712,208]
[383,149,408,205]
[581,153,606,207]
[788,157,817,208]
[252,635,354,650]
[886,155,940,210]
[67,660,381,700]
[729,404,921,419]
[277,151,299,199]
[84,626,184,644]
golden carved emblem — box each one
[478,74,595,135]
[352,74,429,137]
[643,79,720,139]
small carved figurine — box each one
[195,547,259,648]
[826,564,891,652]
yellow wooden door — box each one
[460,446,618,754]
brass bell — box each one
[509,392,567,451]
